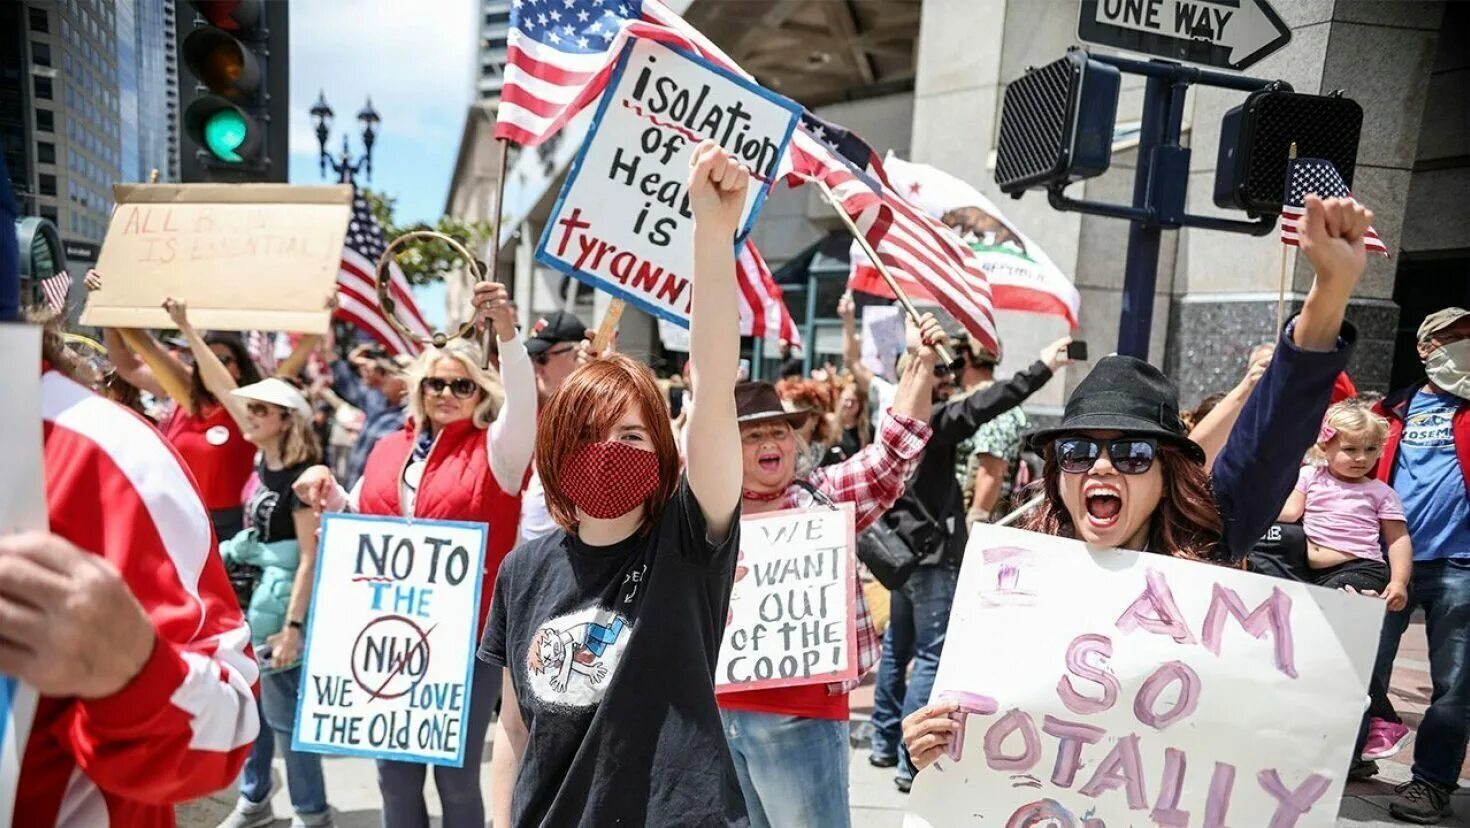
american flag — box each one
[38,269,72,314]
[787,114,999,354]
[336,191,432,357]
[737,240,799,346]
[497,0,742,147]
[245,330,277,376]
[1281,158,1388,255]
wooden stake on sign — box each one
[996,493,1045,528]
[808,177,957,366]
[1275,142,1299,335]
[481,138,511,369]
[593,298,625,354]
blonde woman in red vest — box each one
[294,281,534,827]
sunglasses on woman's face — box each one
[246,402,284,418]
[422,377,478,399]
[1055,437,1158,475]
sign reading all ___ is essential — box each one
[293,514,487,766]
[537,36,802,328]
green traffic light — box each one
[203,108,248,162]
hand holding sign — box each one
[0,532,155,699]
[688,140,750,238]
[472,280,517,342]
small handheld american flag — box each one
[1280,157,1388,255]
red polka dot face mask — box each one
[560,441,661,520]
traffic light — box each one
[994,50,1120,196]
[1214,89,1363,215]
[177,1,289,182]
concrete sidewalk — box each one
[176,619,1468,827]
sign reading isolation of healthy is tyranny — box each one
[537,36,802,328]
[904,524,1383,828]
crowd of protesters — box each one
[9,138,1470,828]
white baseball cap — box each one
[232,377,311,417]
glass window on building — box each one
[39,174,57,196]
[35,109,54,132]
[32,42,52,67]
[40,206,58,223]
[37,141,54,164]
[34,76,52,100]
[28,7,48,32]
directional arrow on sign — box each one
[1077,0,1292,72]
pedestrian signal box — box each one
[995,51,1121,196]
[1214,89,1364,215]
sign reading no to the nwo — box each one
[294,514,487,766]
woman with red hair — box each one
[478,141,747,827]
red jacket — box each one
[18,371,257,827]
[358,420,523,628]
[1372,384,1470,497]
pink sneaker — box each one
[1362,719,1413,761]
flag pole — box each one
[1275,142,1299,335]
[808,176,957,366]
[481,138,512,369]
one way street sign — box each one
[1078,0,1291,72]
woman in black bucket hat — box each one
[901,195,1381,772]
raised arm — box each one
[164,298,251,431]
[274,334,321,380]
[1212,196,1369,559]
[475,280,538,494]
[838,293,873,395]
[1190,346,1271,473]
[683,141,746,542]
[806,315,941,532]
[86,269,190,403]
[931,337,1070,444]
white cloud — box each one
[287,0,478,214]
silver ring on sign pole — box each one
[374,230,483,349]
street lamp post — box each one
[310,90,380,185]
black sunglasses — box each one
[422,377,479,399]
[1055,437,1158,475]
[533,344,578,366]
[246,402,284,418]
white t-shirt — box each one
[518,466,560,546]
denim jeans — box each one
[376,659,501,827]
[1370,559,1470,789]
[241,666,329,817]
[869,565,960,782]
[720,710,850,828]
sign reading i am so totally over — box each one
[537,36,802,327]
[293,514,487,766]
[904,525,1385,828]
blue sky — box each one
[286,0,477,327]
[286,0,476,226]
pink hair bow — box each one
[1318,424,1338,444]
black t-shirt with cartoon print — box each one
[479,476,746,828]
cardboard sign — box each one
[293,514,487,766]
[716,504,857,692]
[905,525,1383,828]
[0,325,45,828]
[81,184,353,333]
[537,37,801,328]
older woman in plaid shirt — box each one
[713,313,946,828]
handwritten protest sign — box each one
[716,505,857,692]
[81,183,352,333]
[537,37,801,327]
[0,326,45,828]
[293,514,487,766]
[905,525,1383,828]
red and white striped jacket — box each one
[13,370,259,827]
